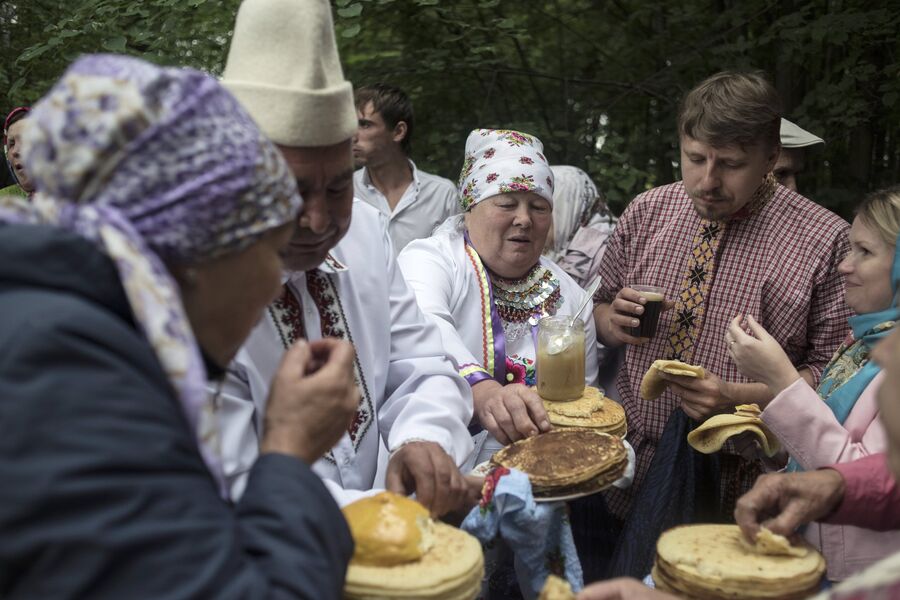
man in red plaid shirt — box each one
[592,72,850,526]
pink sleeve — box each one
[761,375,887,469]
[826,454,900,531]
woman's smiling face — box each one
[464,192,552,279]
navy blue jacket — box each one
[0,224,353,598]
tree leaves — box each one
[3,0,898,216]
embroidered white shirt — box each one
[397,226,602,467]
[217,201,475,505]
[353,159,459,255]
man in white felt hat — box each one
[774,117,825,193]
[215,0,477,516]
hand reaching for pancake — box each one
[727,314,802,396]
[261,339,360,464]
[734,470,846,542]
[472,380,552,445]
[386,441,477,517]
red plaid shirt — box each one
[597,181,851,518]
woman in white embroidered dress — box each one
[398,129,600,466]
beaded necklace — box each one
[489,264,561,341]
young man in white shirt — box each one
[352,84,459,254]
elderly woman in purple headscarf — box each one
[0,55,359,598]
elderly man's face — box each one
[773,147,806,193]
[681,136,779,221]
[277,140,355,271]
[464,192,552,279]
[872,325,900,478]
[5,119,34,193]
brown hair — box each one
[678,71,782,150]
[856,185,900,247]
[354,83,414,154]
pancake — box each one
[739,527,809,558]
[640,359,705,400]
[542,386,627,437]
[542,386,605,417]
[532,459,627,497]
[491,429,627,489]
[654,524,825,599]
[342,491,434,567]
[688,404,781,457]
[538,575,575,599]
[345,522,484,600]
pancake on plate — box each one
[542,386,627,438]
[640,359,705,400]
[343,492,484,600]
[688,404,782,457]
[491,429,627,498]
[653,524,825,599]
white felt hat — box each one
[221,0,357,147]
[780,118,825,148]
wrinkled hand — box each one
[727,314,800,395]
[660,370,732,421]
[603,287,674,347]
[386,441,475,517]
[734,470,846,542]
[472,380,551,445]
[577,578,676,600]
[261,339,360,464]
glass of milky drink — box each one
[536,315,585,401]
[628,284,665,338]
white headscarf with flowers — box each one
[457,129,554,211]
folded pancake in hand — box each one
[343,492,484,599]
[491,429,628,497]
[538,575,575,599]
[542,386,627,438]
[653,524,825,599]
[687,404,782,457]
[640,359,705,400]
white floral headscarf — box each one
[457,128,554,211]
[547,165,602,258]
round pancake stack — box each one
[343,492,484,600]
[541,386,627,438]
[652,525,826,599]
[491,429,628,498]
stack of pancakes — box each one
[343,492,484,600]
[653,524,826,599]
[491,429,628,498]
[541,386,627,438]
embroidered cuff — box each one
[460,363,492,387]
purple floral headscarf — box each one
[0,54,302,497]
[457,128,554,211]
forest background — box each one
[2,0,899,218]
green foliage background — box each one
[2,0,899,218]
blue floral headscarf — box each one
[787,214,900,472]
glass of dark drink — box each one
[628,284,665,338]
